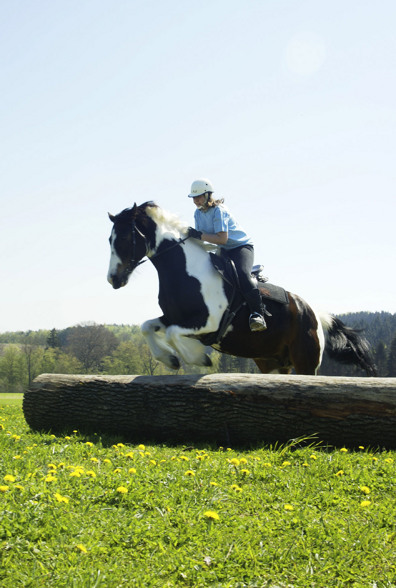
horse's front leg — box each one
[141,317,181,369]
[166,326,212,367]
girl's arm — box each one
[201,231,228,245]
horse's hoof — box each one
[169,355,181,369]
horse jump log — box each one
[23,373,396,448]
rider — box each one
[187,178,268,332]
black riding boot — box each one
[244,288,270,332]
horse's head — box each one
[107,203,154,289]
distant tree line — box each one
[0,312,395,392]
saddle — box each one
[200,254,289,346]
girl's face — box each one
[192,194,207,209]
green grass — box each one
[0,393,23,407]
[1,404,396,587]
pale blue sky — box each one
[1,0,395,332]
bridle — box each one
[127,219,191,270]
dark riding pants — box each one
[221,245,263,315]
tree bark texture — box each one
[23,373,396,448]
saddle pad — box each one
[258,282,289,305]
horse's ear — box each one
[108,212,115,223]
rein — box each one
[129,220,191,269]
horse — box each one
[107,201,376,376]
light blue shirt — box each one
[194,205,253,250]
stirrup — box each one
[249,312,267,332]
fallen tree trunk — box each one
[23,373,396,448]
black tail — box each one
[321,315,377,377]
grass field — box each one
[0,402,395,587]
[0,393,23,407]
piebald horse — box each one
[107,202,376,376]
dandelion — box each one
[204,510,220,521]
[117,443,125,448]
[138,444,145,450]
[54,492,70,504]
[116,486,128,494]
[14,485,24,491]
[13,455,22,460]
[359,446,365,450]
[103,459,111,464]
[113,468,122,474]
[302,463,309,467]
[284,504,294,511]
[149,460,157,466]
[340,448,348,453]
[90,457,99,463]
[310,454,317,460]
[360,486,370,494]
[239,458,247,465]
[385,458,393,464]
[85,442,93,447]
[360,500,371,508]
[230,484,243,492]
[185,470,195,477]
[47,463,57,470]
[180,456,189,461]
[76,544,88,553]
[281,461,291,467]
[69,471,81,478]
[229,458,240,467]
[0,486,9,492]
[241,469,250,476]
[125,452,134,459]
[335,470,344,477]
[45,475,57,483]
[129,468,137,474]
[3,475,16,483]
[86,471,96,478]
[210,481,218,486]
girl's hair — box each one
[206,194,224,208]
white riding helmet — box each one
[188,178,214,198]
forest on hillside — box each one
[1,311,396,393]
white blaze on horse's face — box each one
[107,226,124,288]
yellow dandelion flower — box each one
[4,475,16,483]
[90,457,99,463]
[360,500,371,508]
[180,455,189,461]
[185,470,195,477]
[54,492,70,504]
[47,464,57,470]
[149,460,157,466]
[284,504,294,511]
[113,468,122,474]
[302,463,309,467]
[138,444,145,450]
[241,469,250,476]
[230,484,243,492]
[45,475,57,483]
[85,442,93,447]
[229,458,240,467]
[360,486,370,494]
[116,486,128,494]
[282,461,291,467]
[340,448,348,453]
[76,544,88,553]
[310,454,317,460]
[240,458,247,465]
[125,452,134,459]
[359,446,365,450]
[86,471,96,478]
[14,485,24,491]
[204,510,220,521]
[210,481,218,486]
[13,455,22,460]
[385,458,393,464]
[69,471,81,478]
[103,459,111,464]
[0,485,9,492]
[129,468,137,474]
[64,436,71,440]
[335,470,344,476]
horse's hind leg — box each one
[141,318,181,369]
[254,359,292,374]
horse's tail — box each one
[319,313,377,376]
